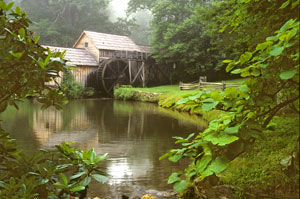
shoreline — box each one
[113,86,299,199]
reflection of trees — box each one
[89,100,206,189]
[1,99,207,193]
[32,100,98,149]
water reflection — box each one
[0,99,207,197]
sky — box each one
[109,0,130,21]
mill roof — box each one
[44,46,98,66]
[137,45,152,53]
[74,30,151,53]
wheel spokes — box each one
[100,59,130,96]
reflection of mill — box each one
[32,103,99,149]
[27,99,205,193]
[126,109,145,139]
[32,99,207,150]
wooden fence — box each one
[179,77,240,91]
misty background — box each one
[4,0,152,46]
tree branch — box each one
[262,95,299,128]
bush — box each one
[0,2,107,198]
[0,129,108,198]
[60,68,95,99]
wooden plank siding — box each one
[72,66,98,87]
[73,33,100,62]
[46,66,98,88]
[44,46,99,88]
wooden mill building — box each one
[46,30,152,95]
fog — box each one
[108,0,130,21]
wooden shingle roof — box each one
[45,46,98,66]
[74,30,151,53]
[137,45,152,53]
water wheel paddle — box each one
[98,58,130,96]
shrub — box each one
[60,68,94,99]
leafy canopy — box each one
[0,2,108,198]
[160,0,299,193]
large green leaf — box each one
[188,92,203,100]
[80,177,91,187]
[54,182,67,189]
[223,59,232,63]
[204,133,239,146]
[168,153,183,162]
[270,46,284,56]
[202,101,219,111]
[201,167,214,178]
[209,157,229,174]
[59,173,68,186]
[173,180,187,192]
[18,28,25,39]
[240,52,252,64]
[92,174,108,184]
[224,125,240,134]
[280,0,290,9]
[95,153,107,164]
[196,154,212,174]
[250,68,261,77]
[167,172,181,184]
[256,41,272,51]
[226,62,235,72]
[176,97,191,105]
[10,51,25,59]
[279,68,298,80]
[70,172,86,180]
[70,186,85,192]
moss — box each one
[220,115,299,196]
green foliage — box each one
[0,2,108,198]
[127,0,155,13]
[160,0,299,194]
[0,0,67,112]
[60,67,95,99]
[114,85,223,122]
[114,87,136,101]
[221,116,299,196]
[0,129,108,198]
[21,0,136,47]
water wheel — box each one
[98,58,130,96]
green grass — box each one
[114,78,247,121]
[131,85,197,94]
[220,115,299,197]
[114,79,248,121]
[223,78,247,84]
[130,78,247,94]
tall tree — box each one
[161,0,299,195]
[21,0,135,47]
[129,10,152,45]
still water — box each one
[0,99,207,197]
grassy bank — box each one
[220,115,299,198]
[114,81,299,198]
[114,85,221,121]
[113,79,246,120]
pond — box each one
[0,99,208,197]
